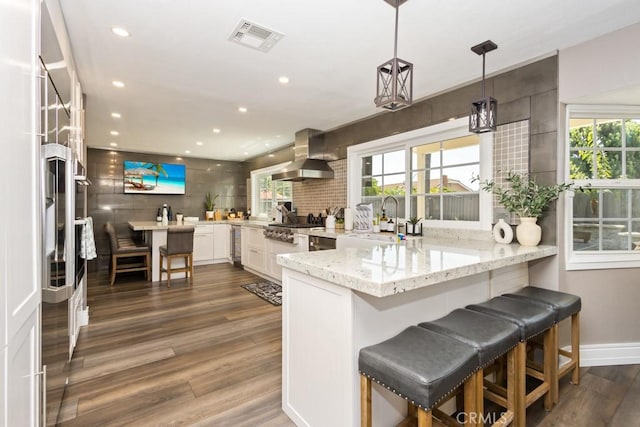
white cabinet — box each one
[213,224,230,261]
[193,225,214,263]
[266,235,308,281]
[242,226,267,274]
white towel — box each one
[80,217,97,260]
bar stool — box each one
[466,296,556,426]
[502,287,581,404]
[159,226,195,287]
[419,309,521,426]
[359,326,480,427]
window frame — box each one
[347,118,493,230]
[250,161,292,219]
[564,104,640,270]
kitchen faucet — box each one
[381,195,399,235]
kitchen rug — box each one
[241,281,282,306]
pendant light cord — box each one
[394,4,399,59]
[481,52,486,98]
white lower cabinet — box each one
[193,225,214,263]
[213,224,230,261]
[242,227,267,275]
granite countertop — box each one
[277,238,557,298]
[128,219,268,230]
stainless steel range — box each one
[264,223,317,244]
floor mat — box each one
[241,281,282,306]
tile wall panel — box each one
[292,159,347,216]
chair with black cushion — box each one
[159,226,195,287]
[502,287,581,404]
[466,296,556,426]
[359,326,481,427]
[419,308,521,426]
[104,222,151,286]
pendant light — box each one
[469,40,498,133]
[375,0,413,111]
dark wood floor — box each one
[57,264,639,426]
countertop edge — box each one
[278,243,557,298]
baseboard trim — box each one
[573,342,640,367]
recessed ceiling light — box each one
[110,130,119,136]
[238,107,247,113]
[265,143,270,147]
[244,151,249,155]
[278,76,289,84]
[111,27,130,37]
[109,142,118,147]
[111,112,121,118]
[212,128,221,134]
[268,154,275,157]
[112,80,125,88]
[196,141,203,146]
[185,150,191,154]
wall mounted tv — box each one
[123,161,186,194]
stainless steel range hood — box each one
[272,129,334,181]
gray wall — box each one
[245,56,559,242]
[88,148,246,271]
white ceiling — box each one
[58,0,640,161]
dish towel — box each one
[81,217,97,260]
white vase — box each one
[516,217,542,246]
[492,218,513,244]
[325,214,336,230]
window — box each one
[565,105,640,270]
[251,162,293,219]
[348,118,492,229]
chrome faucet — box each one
[381,195,399,235]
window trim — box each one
[347,118,493,230]
[564,104,640,270]
[250,161,291,219]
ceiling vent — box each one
[228,19,284,53]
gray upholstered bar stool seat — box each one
[359,326,480,427]
[419,309,521,426]
[104,222,151,286]
[159,226,195,288]
[503,287,581,403]
[467,296,556,426]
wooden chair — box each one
[105,222,151,286]
[159,226,195,287]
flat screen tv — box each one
[123,161,186,194]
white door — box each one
[1,0,42,425]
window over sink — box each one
[348,117,493,230]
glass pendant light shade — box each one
[376,57,413,110]
[470,96,498,133]
[469,40,498,133]
[375,0,413,111]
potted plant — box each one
[407,216,422,235]
[204,192,219,221]
[478,171,574,246]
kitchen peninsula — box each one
[128,220,266,281]
[277,237,557,427]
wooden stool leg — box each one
[571,312,580,385]
[513,342,526,427]
[189,253,194,284]
[464,370,482,426]
[145,252,151,281]
[360,375,372,427]
[110,255,117,286]
[159,253,164,283]
[417,408,432,427]
[544,326,557,411]
[167,256,172,287]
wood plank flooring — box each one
[58,264,640,426]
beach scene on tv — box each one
[123,161,186,194]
